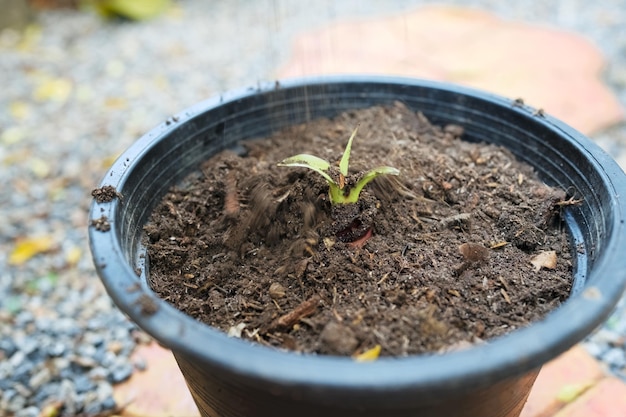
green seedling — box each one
[278,127,399,204]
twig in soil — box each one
[555,197,583,207]
[377,272,390,285]
[275,189,291,203]
[490,241,508,249]
[224,172,240,216]
[500,288,512,304]
[439,213,471,230]
[498,276,510,292]
[244,300,265,311]
[268,295,320,331]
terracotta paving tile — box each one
[552,378,626,417]
[115,343,615,417]
[277,5,624,135]
[114,343,200,417]
[520,346,606,417]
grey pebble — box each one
[15,337,38,357]
[8,350,26,368]
[1,389,17,409]
[28,367,52,390]
[603,347,626,369]
[88,366,110,381]
[74,374,96,394]
[33,382,58,404]
[15,406,39,417]
[6,393,26,413]
[49,318,82,336]
[109,362,134,383]
[100,395,117,410]
[589,328,622,345]
[59,379,77,416]
[97,382,114,403]
[582,341,606,358]
[0,339,17,357]
[133,356,148,371]
[46,341,67,357]
[84,331,106,347]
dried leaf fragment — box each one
[556,382,593,403]
[530,250,557,271]
[268,295,320,331]
[9,236,55,266]
[39,400,63,417]
[227,323,247,338]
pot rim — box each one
[89,75,626,394]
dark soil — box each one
[144,102,573,357]
[91,185,121,203]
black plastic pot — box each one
[89,77,626,417]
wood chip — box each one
[530,250,557,271]
[500,288,512,304]
[223,172,239,216]
[490,241,508,249]
[268,295,320,331]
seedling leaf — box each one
[278,128,399,205]
[278,154,333,184]
[339,126,359,177]
[345,166,400,204]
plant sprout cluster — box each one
[278,127,399,204]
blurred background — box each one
[1,1,625,416]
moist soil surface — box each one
[145,102,573,357]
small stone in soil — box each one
[320,321,358,355]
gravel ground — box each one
[1,1,625,415]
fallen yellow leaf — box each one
[34,77,73,103]
[65,246,82,267]
[9,236,55,266]
[104,97,127,109]
[354,344,381,362]
[75,84,95,102]
[556,382,593,403]
[101,153,121,169]
[106,60,126,78]
[17,24,42,51]
[38,400,62,417]
[1,126,26,145]
[93,0,171,20]
[9,101,31,120]
[30,157,50,178]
